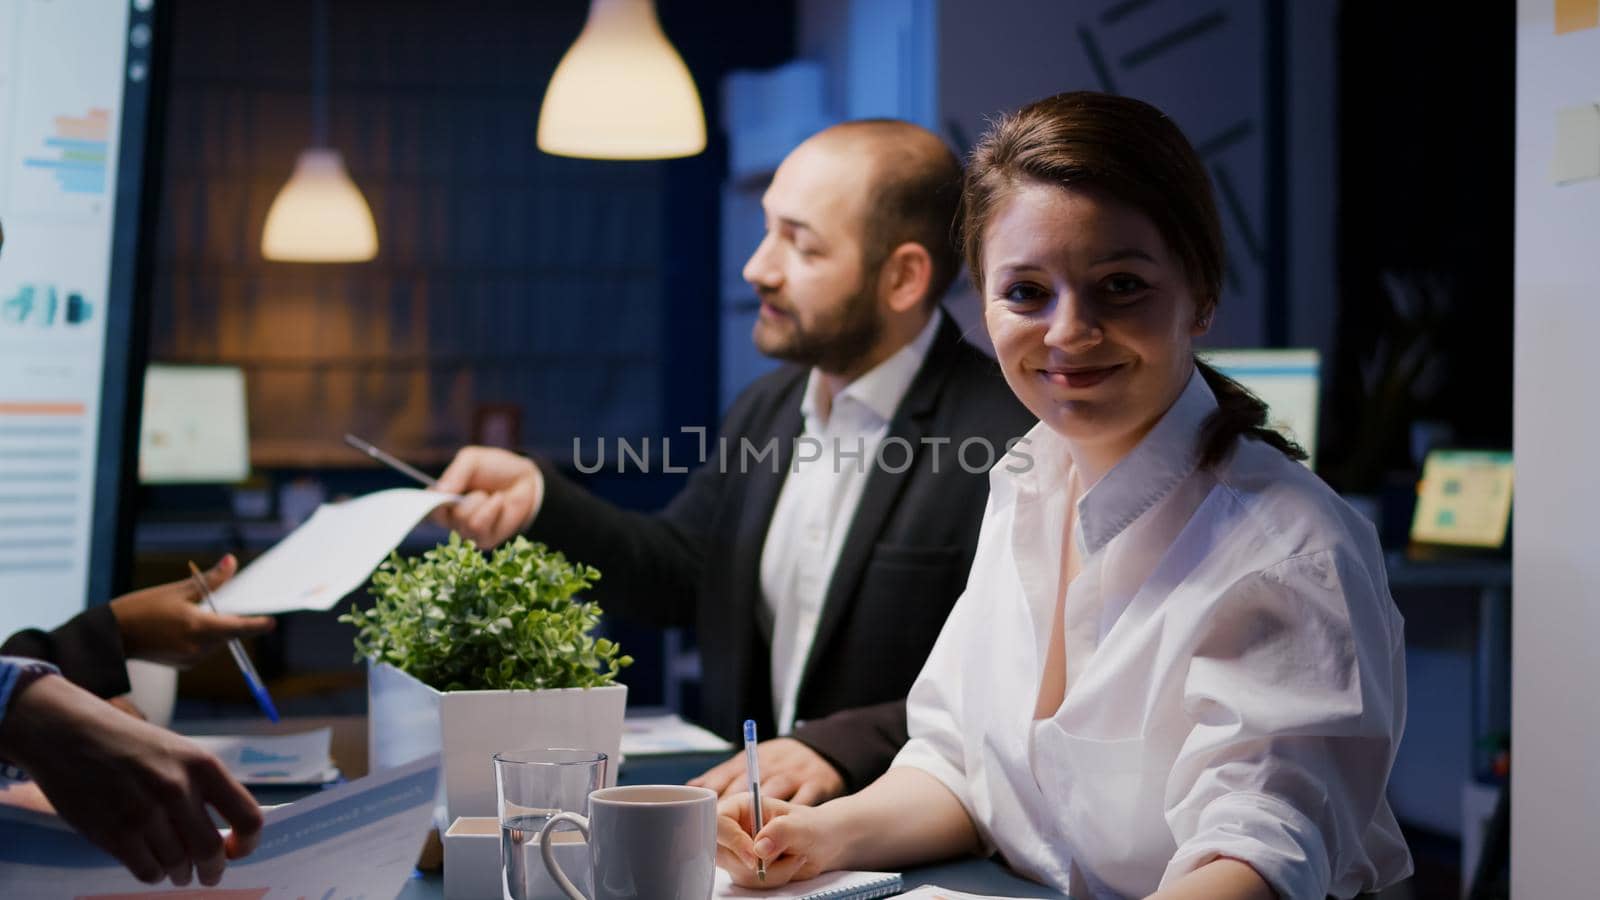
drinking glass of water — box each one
[494,749,608,900]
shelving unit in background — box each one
[149,0,670,468]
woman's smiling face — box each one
[982,181,1210,468]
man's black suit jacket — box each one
[527,314,1034,790]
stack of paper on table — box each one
[185,727,339,785]
[622,712,735,756]
[714,867,903,899]
[0,755,440,898]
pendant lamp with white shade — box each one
[262,0,378,262]
[537,0,706,160]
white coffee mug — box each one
[539,784,717,900]
[125,660,177,728]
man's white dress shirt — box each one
[761,309,943,735]
[894,370,1413,899]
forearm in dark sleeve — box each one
[0,604,130,699]
[791,699,910,794]
[526,459,719,629]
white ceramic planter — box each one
[367,661,627,829]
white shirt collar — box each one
[800,307,944,427]
[999,366,1217,556]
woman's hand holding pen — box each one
[111,555,275,669]
[716,793,842,889]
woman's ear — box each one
[1191,300,1216,337]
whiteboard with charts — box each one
[0,0,163,636]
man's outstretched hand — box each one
[431,446,545,548]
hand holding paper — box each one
[110,554,275,668]
[209,488,457,615]
[432,445,546,548]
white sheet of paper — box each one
[185,728,337,785]
[0,754,440,899]
[896,888,1012,900]
[1552,103,1600,184]
[622,713,735,756]
[210,488,457,614]
[714,867,903,899]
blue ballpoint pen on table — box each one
[744,719,767,881]
[188,560,280,723]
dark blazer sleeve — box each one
[526,456,720,629]
[789,698,908,793]
[0,604,130,699]
[524,367,799,632]
[784,322,1035,791]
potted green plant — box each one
[343,533,631,828]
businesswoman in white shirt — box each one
[715,91,1412,900]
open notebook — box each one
[713,867,904,899]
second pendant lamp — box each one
[261,0,378,263]
[537,0,706,160]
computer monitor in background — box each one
[139,365,250,484]
[0,1,165,637]
[1198,349,1321,469]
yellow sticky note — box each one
[1552,104,1600,184]
[1410,451,1514,549]
[1556,0,1599,34]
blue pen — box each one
[189,561,280,723]
[743,719,766,881]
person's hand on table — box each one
[717,793,841,889]
[432,446,544,548]
[110,554,274,669]
[0,673,263,886]
[690,737,846,806]
[0,778,54,814]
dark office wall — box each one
[1329,2,1515,492]
[145,0,794,713]
[1332,4,1515,878]
[149,0,793,469]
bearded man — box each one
[435,121,1032,804]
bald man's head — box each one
[805,120,964,307]
[743,120,963,377]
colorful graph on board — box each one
[22,108,111,196]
